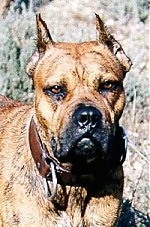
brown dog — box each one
[0,14,132,226]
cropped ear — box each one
[95,13,132,74]
[36,14,54,56]
[26,14,54,78]
[95,13,113,51]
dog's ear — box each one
[36,14,54,56]
[95,14,132,75]
[26,14,54,78]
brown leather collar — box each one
[29,117,69,199]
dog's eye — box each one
[99,81,121,93]
[43,85,67,101]
[102,81,113,90]
[50,85,62,94]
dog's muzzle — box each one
[53,105,115,173]
[72,105,102,163]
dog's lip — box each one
[76,137,96,151]
[72,134,98,150]
[58,136,100,164]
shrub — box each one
[0,2,35,101]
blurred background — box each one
[0,0,149,226]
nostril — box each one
[88,111,101,128]
[91,113,100,126]
[78,112,88,126]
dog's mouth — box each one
[57,136,102,166]
[70,137,100,163]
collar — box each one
[29,117,70,199]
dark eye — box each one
[43,85,67,101]
[102,81,113,90]
[99,81,121,93]
[50,85,62,94]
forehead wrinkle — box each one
[74,59,85,83]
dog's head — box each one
[27,14,131,182]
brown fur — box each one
[0,15,132,226]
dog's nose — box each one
[73,105,102,129]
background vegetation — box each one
[0,0,149,226]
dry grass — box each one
[0,0,149,226]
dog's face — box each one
[27,15,131,177]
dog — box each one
[0,14,132,226]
